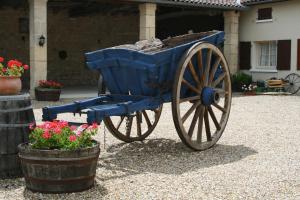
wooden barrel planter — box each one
[0,94,35,179]
[18,142,100,193]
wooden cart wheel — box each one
[284,73,300,94]
[98,74,162,142]
[104,106,162,142]
[172,42,232,151]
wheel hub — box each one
[201,87,220,106]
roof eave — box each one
[243,0,288,6]
[126,0,247,10]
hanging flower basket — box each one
[18,121,100,193]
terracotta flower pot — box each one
[0,76,22,95]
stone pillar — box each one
[29,0,48,97]
[224,11,239,74]
[139,3,157,40]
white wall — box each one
[239,0,300,81]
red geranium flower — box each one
[53,127,61,134]
[29,123,35,130]
[23,65,29,70]
[70,126,77,131]
[82,124,89,129]
[8,60,15,68]
[38,80,62,89]
[91,123,98,129]
[7,59,22,68]
[69,135,77,142]
[15,60,22,67]
[42,130,51,139]
[0,57,28,77]
[58,121,68,128]
[29,121,98,150]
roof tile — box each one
[164,0,243,8]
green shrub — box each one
[231,72,252,92]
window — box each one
[257,8,272,22]
[19,18,29,33]
[254,41,277,71]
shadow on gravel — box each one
[0,177,108,199]
[0,178,24,191]
[98,139,257,181]
[22,182,108,199]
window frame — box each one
[250,40,278,72]
[256,7,273,23]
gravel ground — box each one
[1,95,299,200]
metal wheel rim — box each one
[172,42,232,151]
[284,73,300,94]
[104,106,163,142]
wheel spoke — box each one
[212,73,226,87]
[207,106,221,130]
[188,106,201,137]
[197,50,203,77]
[116,116,125,130]
[188,61,201,86]
[180,96,200,103]
[208,57,221,85]
[212,103,226,113]
[196,106,205,143]
[203,49,212,86]
[182,101,201,123]
[105,105,162,143]
[125,117,133,138]
[214,88,228,96]
[204,108,212,141]
[136,112,142,137]
[292,76,300,84]
[142,111,152,128]
[287,86,293,93]
[182,79,201,94]
[291,74,297,82]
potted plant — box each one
[231,72,252,92]
[0,56,29,95]
[35,80,62,101]
[18,121,100,193]
[241,83,257,95]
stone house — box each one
[239,0,300,81]
[0,0,246,96]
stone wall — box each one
[0,4,139,88]
[47,8,139,87]
[0,6,30,88]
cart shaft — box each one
[42,95,162,124]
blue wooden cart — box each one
[43,31,232,151]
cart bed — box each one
[86,31,224,100]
